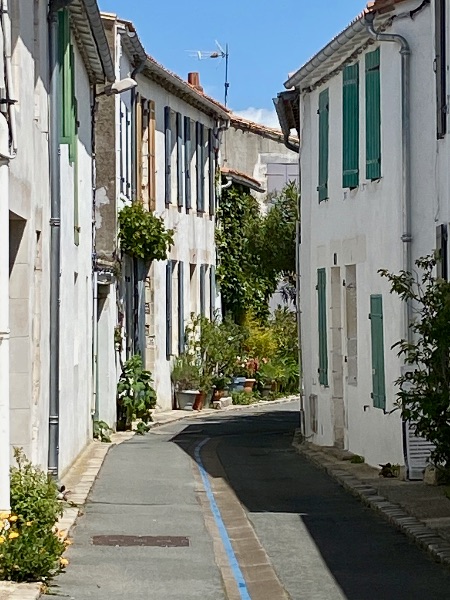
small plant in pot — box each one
[193,371,214,411]
[171,354,200,411]
[212,375,231,401]
[116,354,156,433]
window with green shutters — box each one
[370,294,386,410]
[317,268,328,386]
[317,89,329,203]
[365,49,381,180]
[342,63,359,189]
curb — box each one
[292,437,450,568]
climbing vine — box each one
[118,202,173,263]
[216,182,298,323]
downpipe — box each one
[365,13,412,343]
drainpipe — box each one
[47,0,74,478]
[283,133,299,154]
[365,13,412,344]
[0,0,17,513]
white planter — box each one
[176,390,199,411]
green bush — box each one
[231,391,259,406]
[0,449,66,582]
[117,355,157,433]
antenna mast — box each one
[189,41,229,106]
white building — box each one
[95,15,229,417]
[276,0,447,478]
[0,0,116,510]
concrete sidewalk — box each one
[293,435,450,568]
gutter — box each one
[273,94,299,154]
[285,16,367,90]
[81,0,115,82]
[364,12,412,344]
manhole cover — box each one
[92,535,190,547]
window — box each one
[178,262,185,354]
[164,106,172,206]
[435,0,447,139]
[370,294,386,410]
[267,163,299,195]
[365,49,381,180]
[176,112,183,207]
[317,89,329,202]
[436,224,448,280]
[342,63,359,189]
[184,116,192,210]
[196,121,205,212]
[317,268,328,386]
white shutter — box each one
[406,424,435,480]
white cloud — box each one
[233,107,280,129]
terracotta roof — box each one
[221,167,265,193]
[367,0,409,13]
[229,114,299,143]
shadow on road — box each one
[170,407,450,600]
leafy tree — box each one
[380,254,450,467]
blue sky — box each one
[99,0,366,126]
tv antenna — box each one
[188,41,229,106]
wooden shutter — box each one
[184,116,191,210]
[166,261,173,359]
[435,0,447,139]
[209,265,216,320]
[208,128,215,215]
[176,112,183,207]
[317,268,328,386]
[343,63,359,189]
[149,100,156,210]
[365,49,381,180]
[370,294,386,410]
[436,224,448,280]
[196,121,205,212]
[200,264,206,316]
[164,106,172,206]
[178,262,185,354]
[317,89,329,203]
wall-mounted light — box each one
[96,77,137,97]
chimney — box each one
[188,72,203,93]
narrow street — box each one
[46,401,450,599]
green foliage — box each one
[350,455,365,464]
[231,391,260,405]
[118,201,173,263]
[380,254,450,467]
[171,353,200,391]
[117,355,157,431]
[93,420,112,443]
[216,183,299,322]
[379,463,400,478]
[0,449,65,582]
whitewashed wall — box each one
[300,4,440,467]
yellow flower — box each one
[60,558,69,567]
[57,530,67,540]
[0,512,10,520]
[8,531,19,540]
[0,536,5,544]
[8,516,18,523]
[64,539,72,546]
[26,521,33,527]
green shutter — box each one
[343,63,359,189]
[317,268,328,386]
[318,89,329,203]
[365,49,381,180]
[370,294,386,410]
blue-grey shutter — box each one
[208,128,215,215]
[365,48,381,180]
[342,64,359,189]
[178,262,185,354]
[317,268,328,386]
[196,121,205,212]
[176,112,183,207]
[184,116,191,210]
[436,0,447,139]
[164,106,172,206]
[209,265,216,320]
[166,261,173,359]
[436,224,448,280]
[200,264,206,316]
[370,294,386,410]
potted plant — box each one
[116,355,157,431]
[171,354,200,410]
[193,371,214,411]
[212,375,231,401]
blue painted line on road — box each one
[194,437,251,600]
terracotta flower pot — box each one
[243,378,256,394]
[193,391,206,411]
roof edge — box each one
[81,0,115,82]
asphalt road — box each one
[45,401,450,599]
